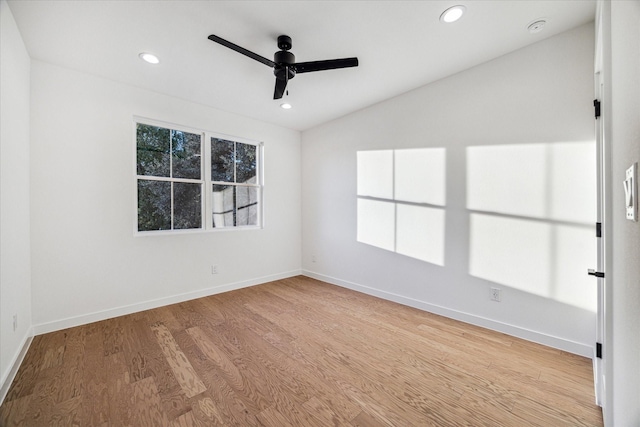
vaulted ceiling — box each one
[8,1,596,131]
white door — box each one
[591,71,605,407]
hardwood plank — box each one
[102,318,125,356]
[349,410,390,427]
[81,329,109,425]
[130,376,170,426]
[159,384,192,422]
[0,276,602,426]
[256,405,296,427]
[0,395,33,427]
[105,352,134,426]
[184,345,263,426]
[150,323,207,399]
[186,325,275,413]
[512,394,603,426]
[302,395,347,426]
[45,395,83,427]
[38,331,65,372]
[170,410,200,427]
[191,396,226,426]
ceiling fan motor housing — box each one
[274,49,296,80]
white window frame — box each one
[205,132,264,231]
[133,117,264,235]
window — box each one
[135,120,262,233]
[211,138,259,228]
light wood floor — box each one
[1,276,603,426]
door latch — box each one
[588,269,605,278]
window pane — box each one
[212,184,235,227]
[138,180,171,231]
[236,186,258,226]
[173,182,202,229]
[211,138,235,182]
[137,124,170,177]
[236,142,257,184]
[172,130,201,180]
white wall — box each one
[604,1,640,425]
[302,23,597,356]
[29,60,301,333]
[0,0,32,392]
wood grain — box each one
[150,323,207,399]
[0,276,603,426]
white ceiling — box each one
[7,0,596,131]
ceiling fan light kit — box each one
[207,33,359,100]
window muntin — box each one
[135,120,262,234]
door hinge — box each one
[588,269,605,278]
[596,342,602,359]
[596,222,602,238]
[594,99,601,118]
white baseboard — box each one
[32,270,302,336]
[0,330,33,406]
[302,270,593,358]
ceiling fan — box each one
[207,34,359,100]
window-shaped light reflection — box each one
[395,148,446,205]
[548,142,596,223]
[357,199,395,251]
[469,213,596,311]
[467,142,595,223]
[467,141,596,312]
[356,148,446,266]
[357,150,393,199]
[469,213,552,297]
[396,205,445,265]
[467,144,547,218]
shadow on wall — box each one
[357,141,596,312]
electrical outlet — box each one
[312,255,316,263]
[13,314,18,331]
[490,287,501,302]
[211,265,218,274]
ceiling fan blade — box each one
[295,57,359,74]
[273,69,288,100]
[208,34,275,68]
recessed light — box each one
[139,52,160,64]
[280,103,292,109]
[440,5,466,23]
[527,20,546,34]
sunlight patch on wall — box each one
[395,148,446,205]
[357,148,446,266]
[467,142,596,311]
[357,150,393,199]
[396,204,445,265]
[470,214,552,297]
[467,142,596,223]
[357,198,395,251]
